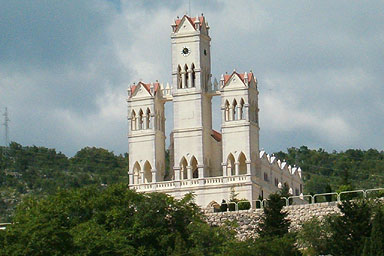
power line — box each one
[2,107,10,147]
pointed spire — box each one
[220,74,225,87]
[244,72,248,84]
[127,86,132,97]
[213,78,218,90]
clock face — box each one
[181,46,190,56]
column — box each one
[244,104,249,122]
[143,114,148,129]
[140,171,144,184]
[246,161,251,175]
[187,166,192,180]
[235,162,240,176]
[198,165,204,178]
[187,69,192,88]
[229,106,234,121]
[174,167,181,180]
[128,172,134,185]
[236,106,241,120]
[181,71,186,89]
[151,169,157,183]
[222,163,227,177]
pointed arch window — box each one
[239,98,245,120]
[138,109,143,130]
[131,110,137,131]
[184,64,189,88]
[133,162,141,184]
[180,157,187,180]
[225,100,230,122]
[191,63,196,87]
[177,65,182,89]
[143,161,152,183]
[238,152,247,174]
[232,99,237,121]
[146,108,151,129]
[191,156,198,179]
[227,153,235,176]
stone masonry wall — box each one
[204,202,340,240]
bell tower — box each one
[170,14,214,181]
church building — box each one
[127,14,303,207]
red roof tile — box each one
[223,71,254,86]
[211,129,222,142]
[130,81,160,96]
[174,15,205,31]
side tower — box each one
[127,82,166,185]
[220,71,260,179]
[171,15,216,181]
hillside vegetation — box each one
[1,143,384,221]
[275,146,384,194]
[0,142,128,222]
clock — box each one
[181,46,191,56]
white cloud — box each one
[1,0,384,155]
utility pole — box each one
[2,107,10,147]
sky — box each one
[0,0,383,156]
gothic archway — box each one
[227,153,235,176]
[133,161,141,184]
[238,152,247,175]
[143,161,152,183]
[191,156,198,179]
[180,157,187,180]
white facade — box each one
[127,15,303,208]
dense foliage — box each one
[275,146,384,194]
[0,142,128,222]
[0,184,301,256]
[1,143,384,221]
[297,199,384,256]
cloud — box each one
[0,0,383,156]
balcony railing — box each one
[129,174,251,192]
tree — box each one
[0,184,237,256]
[328,200,372,256]
[257,192,290,238]
[362,206,384,256]
[297,217,331,255]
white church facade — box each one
[127,14,303,207]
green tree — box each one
[257,192,290,238]
[328,200,372,256]
[0,184,237,256]
[362,206,384,256]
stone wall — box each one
[204,202,341,240]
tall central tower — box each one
[171,15,214,182]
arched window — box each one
[191,63,195,87]
[143,161,152,183]
[239,98,245,120]
[177,65,182,89]
[227,153,235,176]
[225,100,230,121]
[146,108,151,129]
[180,157,187,180]
[238,152,247,174]
[133,162,141,184]
[232,99,237,120]
[184,64,189,88]
[131,110,136,131]
[191,156,198,179]
[138,109,143,130]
